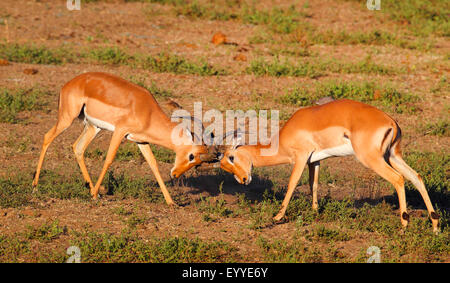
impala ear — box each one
[231,132,244,150]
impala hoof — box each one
[273,213,284,222]
[98,185,108,195]
[168,201,179,208]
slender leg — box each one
[308,161,320,210]
[389,149,439,232]
[137,143,175,206]
[90,130,124,199]
[273,154,309,221]
[32,120,73,191]
[72,123,100,191]
[358,153,409,228]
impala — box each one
[32,72,215,204]
[218,99,439,232]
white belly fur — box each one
[309,140,355,163]
[84,108,115,132]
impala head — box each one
[220,146,253,185]
[216,131,253,185]
[170,124,216,178]
[171,144,212,178]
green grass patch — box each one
[128,75,175,99]
[70,230,238,262]
[1,227,239,263]
[0,43,226,76]
[307,225,351,242]
[247,57,321,78]
[103,171,164,202]
[197,182,233,221]
[403,151,449,216]
[248,56,398,78]
[0,88,50,123]
[340,0,449,37]
[257,236,325,262]
[0,170,91,208]
[0,43,74,65]
[138,52,227,76]
[23,220,68,242]
[241,5,308,34]
[421,119,449,137]
[87,143,175,163]
[381,0,449,37]
[310,29,434,50]
[279,80,418,113]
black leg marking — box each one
[430,212,439,220]
[402,212,410,221]
[84,182,90,189]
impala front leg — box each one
[308,161,320,211]
[137,143,176,206]
[273,154,309,222]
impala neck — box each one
[143,109,181,151]
[240,143,292,167]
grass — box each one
[247,56,321,78]
[257,236,326,263]
[1,227,239,263]
[241,5,308,34]
[138,52,227,76]
[88,142,175,163]
[150,1,443,50]
[307,225,351,242]
[0,170,91,208]
[23,220,67,242]
[151,0,308,35]
[379,0,450,37]
[279,80,418,113]
[0,167,176,208]
[0,43,226,76]
[103,171,164,202]
[128,75,175,99]
[0,88,50,123]
[421,119,449,137]
[403,151,449,216]
[340,0,449,37]
[248,55,399,78]
[69,230,238,263]
[0,43,74,65]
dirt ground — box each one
[0,0,448,263]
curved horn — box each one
[172,115,205,144]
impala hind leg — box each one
[73,124,101,193]
[389,145,439,232]
[308,161,320,211]
[357,152,409,228]
[137,143,175,206]
[90,130,124,199]
[274,154,309,221]
[32,119,73,191]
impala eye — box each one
[229,156,234,163]
[189,153,195,162]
